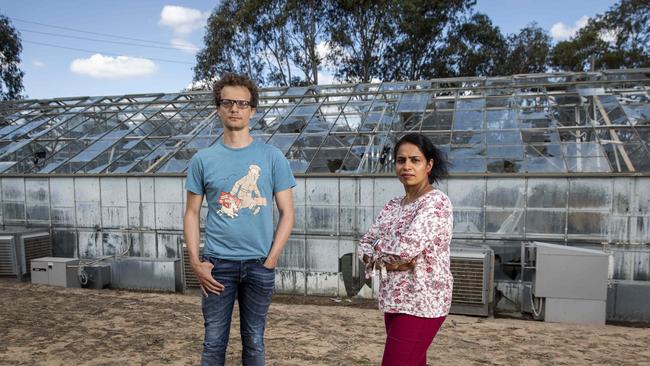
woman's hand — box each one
[385,258,416,272]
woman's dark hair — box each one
[213,72,259,107]
[393,133,448,184]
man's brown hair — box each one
[212,72,259,108]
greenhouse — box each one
[0,69,649,322]
[1,69,648,175]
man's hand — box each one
[263,256,277,270]
[385,258,417,272]
[193,261,225,297]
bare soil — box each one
[1,278,649,365]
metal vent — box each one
[22,235,52,275]
[182,244,202,290]
[451,257,485,304]
[0,229,52,280]
[0,237,16,276]
[449,247,494,317]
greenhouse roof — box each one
[0,69,649,175]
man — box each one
[183,72,295,366]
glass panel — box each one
[486,109,516,129]
[565,156,610,172]
[486,130,521,145]
[487,145,524,158]
[321,134,356,148]
[449,158,486,173]
[397,93,429,112]
[486,97,513,108]
[392,112,423,132]
[525,144,566,172]
[521,129,560,143]
[286,147,317,173]
[277,116,310,134]
[304,115,337,134]
[422,110,453,130]
[487,158,524,173]
[456,98,485,110]
[307,147,350,173]
[451,131,484,145]
[422,132,451,145]
[267,134,299,154]
[283,87,310,97]
[453,110,484,130]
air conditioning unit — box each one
[449,246,494,317]
[181,243,203,291]
[531,241,608,325]
[31,257,79,287]
[0,227,52,280]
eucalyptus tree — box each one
[439,13,508,77]
[326,0,395,83]
[551,0,649,71]
[0,15,24,100]
[380,0,474,81]
[504,24,552,74]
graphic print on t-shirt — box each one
[217,164,268,218]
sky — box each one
[1,0,618,100]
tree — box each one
[598,0,649,68]
[0,15,24,101]
[550,0,649,71]
[327,0,395,83]
[504,23,552,74]
[194,0,327,87]
[550,24,608,71]
[285,0,329,85]
[193,2,265,85]
[440,13,507,77]
[380,0,474,81]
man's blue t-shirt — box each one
[185,140,296,260]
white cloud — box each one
[550,16,589,42]
[70,54,158,79]
[170,38,199,53]
[159,5,208,36]
[317,42,331,61]
[32,59,46,68]
[599,28,619,45]
[317,70,336,85]
[184,77,217,91]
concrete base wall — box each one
[1,175,649,320]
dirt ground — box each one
[1,278,649,366]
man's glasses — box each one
[219,99,252,109]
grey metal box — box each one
[606,280,650,323]
[545,298,607,324]
[31,257,79,287]
[534,242,608,300]
[533,242,609,325]
[67,264,111,289]
[111,257,182,292]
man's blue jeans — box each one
[200,256,275,366]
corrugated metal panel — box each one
[22,234,52,275]
[181,245,202,290]
[449,248,494,317]
[451,258,485,304]
[0,237,16,276]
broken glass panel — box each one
[453,110,484,130]
[422,110,453,130]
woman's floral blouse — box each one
[357,189,454,318]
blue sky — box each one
[1,0,618,100]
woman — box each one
[357,133,453,366]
